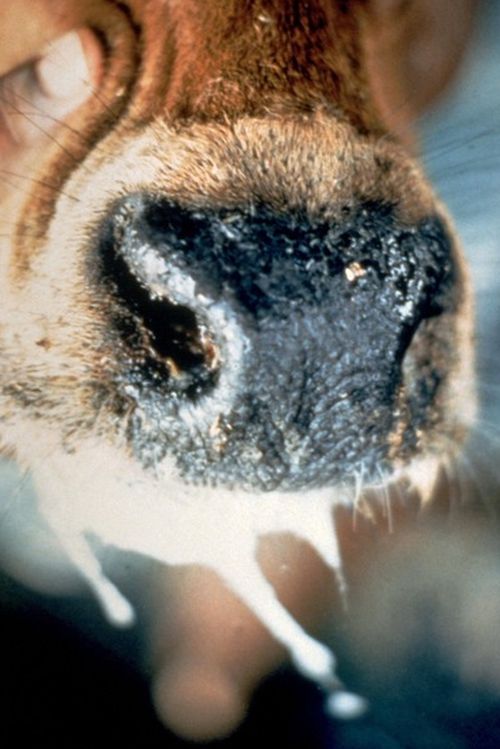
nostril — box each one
[118,252,217,374]
[98,206,220,398]
[92,194,460,488]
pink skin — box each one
[148,536,339,741]
[0,22,339,740]
[0,26,102,151]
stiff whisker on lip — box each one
[351,466,366,530]
[377,466,394,533]
[0,0,497,741]
[438,429,500,518]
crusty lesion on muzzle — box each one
[84,180,473,494]
[0,0,476,504]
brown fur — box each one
[0,0,481,741]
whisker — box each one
[455,430,500,516]
[351,467,366,531]
[0,92,84,166]
[376,465,393,533]
[4,88,117,161]
[0,175,70,204]
[424,121,500,165]
[0,167,80,202]
[87,86,125,122]
[473,421,500,446]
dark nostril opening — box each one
[97,219,219,397]
[92,194,460,489]
[117,252,213,369]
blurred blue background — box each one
[0,1,499,746]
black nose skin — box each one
[98,195,457,490]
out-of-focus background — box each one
[422,0,500,429]
[0,1,499,747]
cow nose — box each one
[97,194,456,488]
[99,196,228,400]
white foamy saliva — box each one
[32,442,367,717]
[326,691,369,720]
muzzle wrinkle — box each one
[94,193,458,490]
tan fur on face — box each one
[0,0,481,739]
[0,0,476,478]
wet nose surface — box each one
[97,196,457,489]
